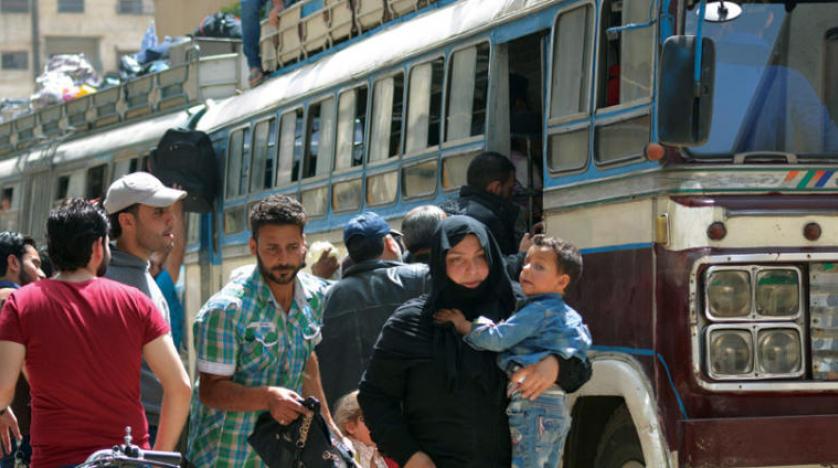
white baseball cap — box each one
[103,172,187,214]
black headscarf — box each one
[425,216,517,391]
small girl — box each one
[334,390,392,468]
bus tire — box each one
[593,404,645,468]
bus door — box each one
[495,31,547,235]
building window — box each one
[58,0,84,13]
[0,0,28,13]
[116,0,151,15]
[1,52,28,70]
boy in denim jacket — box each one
[435,235,591,468]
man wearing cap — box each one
[102,172,187,441]
[316,212,429,409]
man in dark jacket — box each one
[441,151,520,255]
[316,212,429,409]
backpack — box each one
[150,128,219,213]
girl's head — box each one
[334,391,374,447]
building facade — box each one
[0,0,155,100]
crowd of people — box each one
[0,150,592,468]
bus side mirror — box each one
[657,35,715,147]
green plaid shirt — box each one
[187,266,330,467]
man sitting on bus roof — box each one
[242,0,297,87]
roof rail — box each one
[259,0,437,72]
[0,37,247,158]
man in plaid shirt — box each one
[187,195,338,467]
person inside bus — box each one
[358,216,591,468]
[242,0,297,87]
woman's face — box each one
[445,234,490,288]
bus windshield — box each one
[685,0,838,158]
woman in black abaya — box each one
[358,216,589,468]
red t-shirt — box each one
[0,278,169,468]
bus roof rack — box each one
[0,37,246,159]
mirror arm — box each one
[693,0,708,97]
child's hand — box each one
[433,309,470,335]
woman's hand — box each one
[510,355,560,400]
[404,451,436,468]
[433,309,471,335]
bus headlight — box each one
[708,328,753,376]
[706,269,751,318]
[757,328,802,375]
[755,269,800,318]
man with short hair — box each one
[317,212,429,409]
[103,172,187,439]
[0,199,191,467]
[188,194,338,467]
[400,205,447,265]
[0,232,44,468]
[441,151,520,256]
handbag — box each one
[248,397,355,468]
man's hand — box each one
[510,355,560,400]
[433,309,470,335]
[310,249,339,279]
[0,407,21,456]
[268,2,284,26]
[404,451,436,468]
[266,387,307,425]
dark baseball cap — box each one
[343,212,391,245]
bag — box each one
[248,397,355,468]
[150,128,219,213]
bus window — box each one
[186,212,201,245]
[549,5,593,174]
[277,109,304,186]
[596,0,654,108]
[366,171,398,206]
[54,170,84,205]
[250,118,277,193]
[550,5,593,121]
[826,29,838,123]
[336,86,367,171]
[446,42,490,142]
[225,128,246,199]
[85,164,107,200]
[369,73,405,162]
[301,186,328,217]
[402,159,437,199]
[406,58,444,153]
[332,178,362,212]
[303,97,336,179]
[0,184,18,231]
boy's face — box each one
[519,246,570,296]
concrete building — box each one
[153,0,231,38]
[1,0,155,100]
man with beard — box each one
[0,232,45,468]
[188,195,337,467]
[0,199,191,467]
[103,172,187,441]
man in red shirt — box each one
[0,199,191,468]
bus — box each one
[2,0,837,465]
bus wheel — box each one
[593,404,645,468]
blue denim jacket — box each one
[464,293,592,372]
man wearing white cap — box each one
[103,172,187,442]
